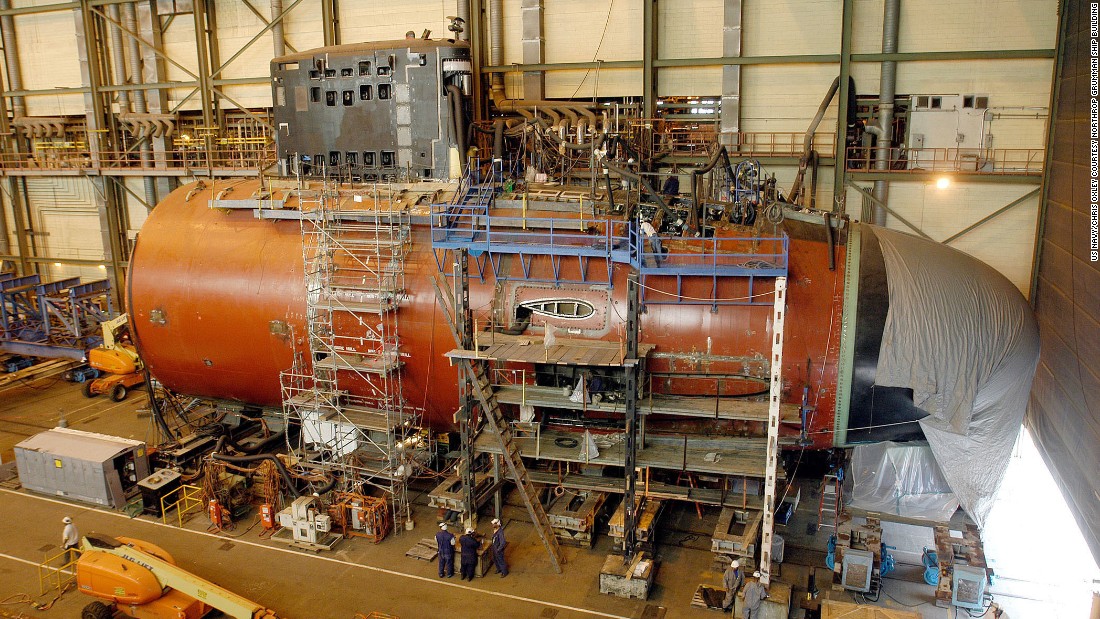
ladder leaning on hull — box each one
[431,272,565,574]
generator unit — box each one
[276,496,337,547]
[952,564,989,610]
[136,468,182,517]
[14,428,149,508]
[841,549,875,593]
[271,37,471,181]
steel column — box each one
[642,0,656,119]
[455,251,478,528]
[1029,0,1069,305]
[75,2,126,306]
[832,0,853,214]
[121,0,156,208]
[0,0,26,118]
[192,0,215,156]
[468,0,485,122]
[136,0,176,199]
[0,2,33,275]
[321,0,338,47]
[719,0,742,142]
[622,271,640,559]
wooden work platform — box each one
[493,384,797,422]
[475,428,771,477]
[526,470,766,509]
[284,392,402,432]
[314,354,402,375]
[446,335,654,367]
[819,600,921,619]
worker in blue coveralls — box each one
[459,527,480,581]
[490,518,509,577]
[436,522,456,578]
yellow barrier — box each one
[37,546,79,596]
[160,483,205,527]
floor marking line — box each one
[0,488,633,619]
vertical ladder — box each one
[818,474,843,531]
[432,274,564,574]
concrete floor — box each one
[0,376,991,619]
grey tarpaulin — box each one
[872,227,1040,527]
[849,441,960,522]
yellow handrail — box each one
[161,483,205,527]
[37,546,79,596]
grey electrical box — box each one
[952,564,988,610]
[14,428,149,508]
[841,549,875,592]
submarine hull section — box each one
[128,180,844,445]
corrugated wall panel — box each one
[1029,0,1100,563]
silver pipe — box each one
[271,0,286,57]
[490,0,503,91]
[107,4,130,112]
[123,2,146,113]
[0,0,25,118]
[122,2,156,207]
[872,0,900,225]
[456,0,470,41]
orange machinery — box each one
[76,534,279,619]
[82,314,145,402]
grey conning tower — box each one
[270,38,471,181]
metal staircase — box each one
[432,272,565,574]
[280,175,420,528]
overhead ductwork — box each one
[119,113,177,139]
[11,117,70,138]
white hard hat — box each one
[438,522,447,529]
[731,559,739,568]
[753,571,761,578]
[63,516,72,524]
[466,527,475,534]
[491,518,501,526]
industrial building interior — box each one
[0,0,1096,618]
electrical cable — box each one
[567,1,614,101]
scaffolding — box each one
[280,175,421,530]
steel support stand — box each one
[642,0,657,120]
[759,276,787,587]
[321,0,339,47]
[623,270,641,559]
[832,0,853,214]
[468,0,485,123]
[455,250,478,528]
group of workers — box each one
[63,513,768,615]
[435,517,509,581]
[722,559,769,618]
